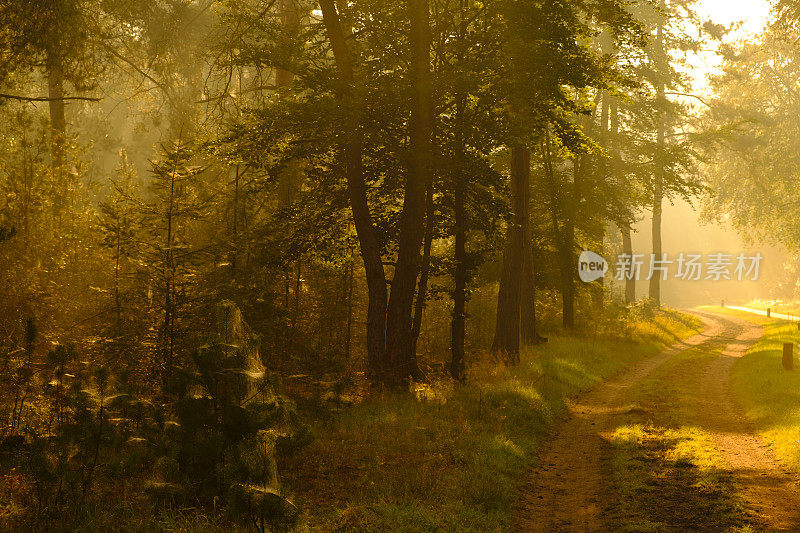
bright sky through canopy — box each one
[690,0,771,91]
[696,0,770,34]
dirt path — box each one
[515,310,800,532]
[692,310,800,531]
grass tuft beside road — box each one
[284,311,702,531]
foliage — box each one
[703,23,800,250]
[0,0,735,528]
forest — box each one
[2,0,800,531]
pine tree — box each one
[138,139,207,389]
[98,150,141,382]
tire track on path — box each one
[515,314,723,532]
[692,310,800,531]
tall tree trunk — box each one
[385,0,432,385]
[621,226,636,303]
[275,0,299,87]
[520,234,544,344]
[275,0,301,203]
[320,0,389,380]
[114,222,122,334]
[492,146,530,363]
[609,96,635,304]
[562,156,579,330]
[650,172,663,306]
[411,181,434,357]
[649,11,665,308]
[47,47,66,223]
[231,165,240,274]
[451,172,467,379]
[162,166,177,388]
[591,92,611,311]
[541,129,575,330]
[450,87,467,380]
[449,0,471,379]
[345,256,354,359]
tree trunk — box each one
[520,234,544,344]
[561,156,579,330]
[650,175,663,307]
[492,145,530,363]
[275,0,299,87]
[451,168,466,380]
[450,107,467,380]
[162,166,176,388]
[591,92,611,311]
[649,13,665,308]
[541,129,575,330]
[621,226,636,304]
[46,47,66,222]
[114,223,122,334]
[231,165,240,273]
[320,0,389,380]
[560,235,575,329]
[411,181,434,357]
[345,257,354,359]
[384,0,432,385]
[609,96,635,304]
[450,71,469,379]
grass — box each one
[711,307,800,469]
[738,300,800,316]
[608,316,759,532]
[610,424,748,532]
[282,310,703,531]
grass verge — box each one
[283,310,702,531]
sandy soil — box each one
[515,310,800,532]
[693,310,800,531]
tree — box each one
[635,0,704,306]
[319,0,390,381]
[383,0,433,384]
[138,140,208,388]
[0,0,103,221]
[704,15,800,252]
[493,0,641,347]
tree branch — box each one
[665,91,710,107]
[0,93,101,102]
[196,84,278,103]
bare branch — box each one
[0,93,101,102]
[197,84,278,103]
[665,91,711,107]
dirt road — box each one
[515,310,800,532]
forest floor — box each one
[0,310,710,532]
[516,308,800,532]
[282,310,702,531]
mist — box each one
[3,0,800,530]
